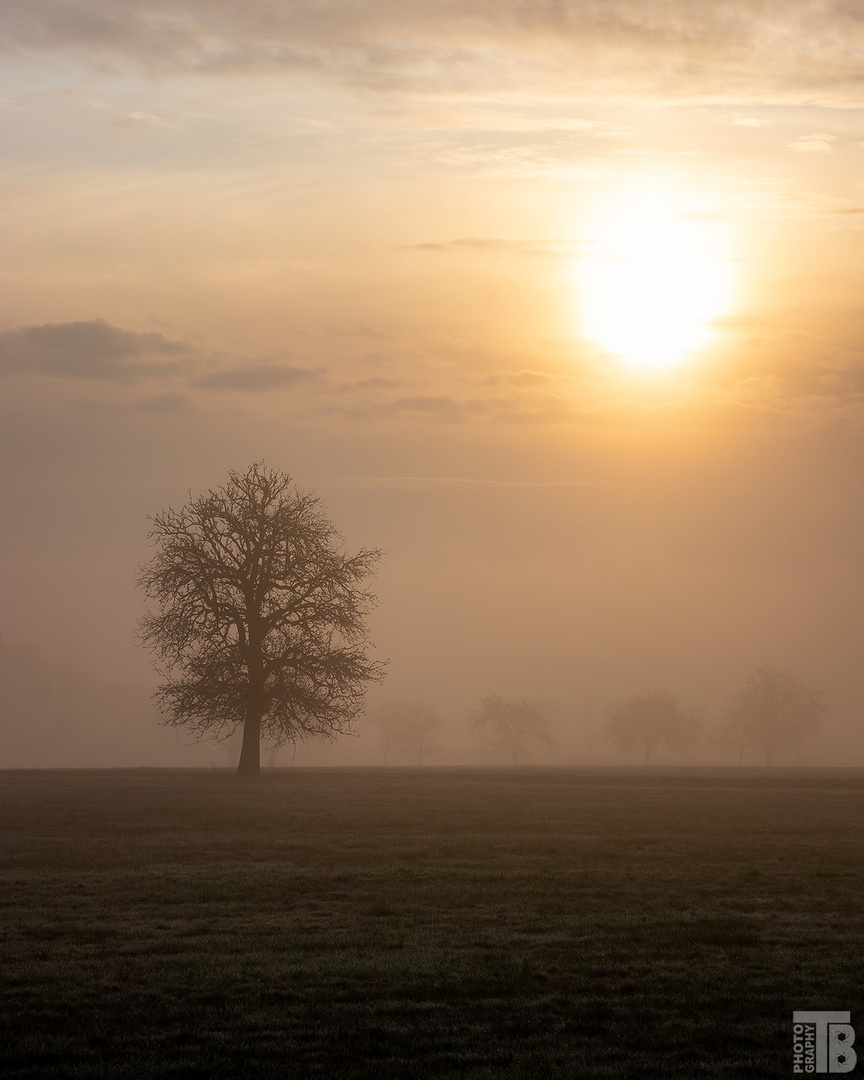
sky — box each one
[2,0,864,766]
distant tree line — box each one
[363,695,554,767]
[604,665,826,765]
[366,665,825,767]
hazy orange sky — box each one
[3,1,864,763]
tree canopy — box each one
[367,702,444,766]
[722,664,825,763]
[604,690,696,763]
[138,463,385,776]
[469,695,553,765]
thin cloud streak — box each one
[331,476,677,489]
[400,237,582,258]
[194,364,326,392]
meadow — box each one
[1,767,862,1078]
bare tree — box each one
[367,702,404,766]
[604,691,696,763]
[722,665,825,764]
[397,704,444,766]
[470,695,553,765]
[367,702,444,765]
[138,463,385,777]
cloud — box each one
[333,475,622,489]
[194,363,325,392]
[403,237,580,258]
[482,369,576,389]
[126,392,193,413]
[5,1,864,105]
[348,377,405,390]
[377,395,478,422]
[330,324,391,340]
[0,319,189,381]
[788,133,839,152]
[104,109,178,131]
[309,339,864,430]
[339,394,481,423]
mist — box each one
[3,407,863,769]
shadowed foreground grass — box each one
[1,767,863,1078]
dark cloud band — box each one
[3,1,863,104]
[0,319,188,382]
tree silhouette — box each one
[138,463,385,777]
[398,705,444,767]
[604,691,696,763]
[722,665,825,764]
[366,702,404,766]
[368,702,444,765]
[470,695,553,765]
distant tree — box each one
[396,704,445,766]
[138,463,386,778]
[367,702,404,766]
[722,665,825,764]
[604,691,696,764]
[470,695,553,765]
[368,702,444,765]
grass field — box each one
[1,767,863,1078]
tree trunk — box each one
[237,702,262,777]
[238,627,264,778]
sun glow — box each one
[576,185,735,369]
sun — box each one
[575,183,735,369]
